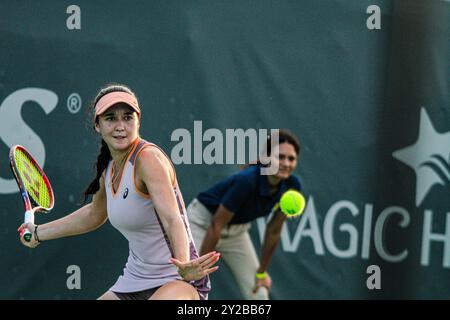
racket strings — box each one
[14,150,52,208]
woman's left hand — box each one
[169,251,220,282]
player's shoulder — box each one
[136,143,170,169]
[139,143,162,156]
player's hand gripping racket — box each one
[9,145,54,242]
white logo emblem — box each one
[392,108,450,206]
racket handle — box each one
[23,210,35,242]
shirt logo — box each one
[123,187,129,199]
[392,108,450,206]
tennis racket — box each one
[9,145,54,242]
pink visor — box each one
[94,91,141,122]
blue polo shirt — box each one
[196,165,302,224]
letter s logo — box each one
[0,88,58,194]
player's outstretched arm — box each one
[18,175,108,248]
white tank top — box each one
[105,139,210,299]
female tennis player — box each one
[18,84,219,300]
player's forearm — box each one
[258,230,281,273]
[166,217,190,262]
[37,203,106,241]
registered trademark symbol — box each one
[67,93,82,114]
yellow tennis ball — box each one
[280,190,305,217]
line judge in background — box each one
[187,129,302,299]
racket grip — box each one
[23,210,35,242]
